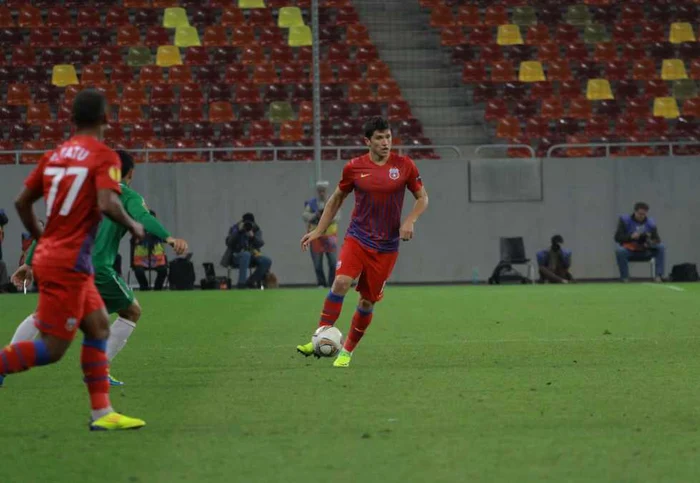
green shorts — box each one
[94,268,135,314]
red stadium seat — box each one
[196,65,221,84]
[250,120,274,142]
[118,105,144,124]
[122,83,148,106]
[18,6,42,28]
[151,84,176,105]
[149,104,174,123]
[27,103,52,125]
[537,42,560,63]
[547,61,573,81]
[259,26,284,47]
[117,26,140,48]
[430,6,455,28]
[7,83,31,106]
[469,26,493,45]
[169,65,193,85]
[280,64,306,84]
[388,101,412,121]
[179,104,204,123]
[366,61,391,83]
[231,26,255,47]
[203,26,229,47]
[221,8,245,26]
[184,47,210,66]
[280,121,305,142]
[0,6,14,28]
[485,99,508,122]
[525,25,550,45]
[377,82,402,103]
[633,60,657,81]
[40,122,66,144]
[209,102,235,123]
[145,27,170,48]
[346,24,372,46]
[491,61,516,82]
[105,7,130,27]
[239,103,265,121]
[338,64,363,83]
[496,116,521,139]
[541,97,564,120]
[530,82,554,100]
[235,84,261,104]
[224,64,249,84]
[181,83,204,105]
[191,122,215,142]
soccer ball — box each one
[312,326,343,357]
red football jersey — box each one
[24,135,122,273]
[338,152,423,252]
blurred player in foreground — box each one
[297,116,429,367]
[0,89,147,430]
[6,150,188,387]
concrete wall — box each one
[1,156,699,284]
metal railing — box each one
[475,144,536,158]
[472,141,700,159]
[0,145,462,165]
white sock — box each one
[91,406,114,421]
[106,318,136,362]
[10,314,39,343]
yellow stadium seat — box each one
[497,24,523,46]
[239,0,265,8]
[278,6,304,28]
[288,25,312,47]
[269,101,295,123]
[653,97,679,119]
[669,22,695,44]
[586,79,614,100]
[156,46,182,67]
[163,7,189,29]
[661,59,688,80]
[519,61,545,82]
[174,26,201,47]
[52,64,79,87]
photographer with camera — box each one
[302,180,340,288]
[221,213,272,289]
[536,234,573,284]
[615,202,665,282]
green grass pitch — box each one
[2,283,700,482]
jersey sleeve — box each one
[24,153,50,194]
[405,157,423,194]
[124,191,172,240]
[338,162,355,193]
[94,149,123,194]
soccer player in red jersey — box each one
[0,89,148,430]
[297,116,429,367]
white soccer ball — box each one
[312,326,343,357]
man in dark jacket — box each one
[614,202,665,282]
[536,235,573,283]
[221,213,272,289]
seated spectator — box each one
[614,202,665,282]
[536,234,573,284]
[303,180,340,288]
[221,213,272,289]
[132,211,168,291]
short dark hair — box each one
[634,202,649,211]
[242,213,255,223]
[363,116,390,140]
[116,150,134,179]
[72,89,107,130]
[551,234,564,246]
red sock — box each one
[344,306,373,352]
[81,339,111,411]
[318,291,345,327]
[0,340,50,374]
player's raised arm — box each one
[301,187,349,251]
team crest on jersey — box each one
[65,317,77,332]
[389,167,400,180]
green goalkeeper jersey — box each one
[26,182,172,271]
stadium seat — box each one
[366,61,391,83]
[221,7,245,26]
[58,28,84,48]
[144,27,170,47]
[242,45,266,65]
[583,24,609,44]
[21,141,46,164]
[430,6,455,28]
[512,6,537,27]
[27,103,52,125]
[7,84,30,106]
[348,83,374,103]
[495,116,521,139]
[279,121,304,142]
[345,23,372,46]
[317,63,336,84]
[643,80,669,99]
[203,26,229,46]
[519,61,545,82]
[236,84,262,103]
[536,43,560,63]
[525,25,550,45]
[640,23,665,43]
[181,83,204,105]
[40,123,66,144]
[51,65,79,88]
[268,101,295,123]
[191,122,215,143]
[454,6,478,27]
[166,65,191,85]
[128,47,154,67]
[672,80,698,101]
[149,104,174,123]
[250,120,274,142]
[80,64,106,86]
[442,28,468,48]
[259,26,285,46]
[541,97,564,120]
[297,102,313,122]
[289,26,313,47]
[649,42,674,61]
[338,64,362,83]
[586,79,614,100]
[528,81,552,100]
[122,83,148,105]
[156,46,182,67]
[653,97,679,119]
[485,99,508,122]
[117,26,141,47]
[377,82,402,102]
[661,59,688,80]
[64,85,84,105]
[491,61,516,82]
[593,43,617,62]
[547,61,573,81]
[469,26,493,45]
[497,25,523,46]
[29,28,55,48]
[555,24,579,44]
[278,6,304,28]
[208,83,231,103]
[612,24,636,44]
[179,104,204,122]
[209,101,235,123]
[683,98,700,117]
[163,8,189,29]
[484,5,508,26]
[130,122,156,144]
[327,101,351,120]
[565,5,591,26]
[175,27,201,47]
[224,64,249,84]
[679,42,700,61]
[181,47,208,65]
[633,60,656,81]
[356,45,379,64]
[387,101,412,121]
[564,42,589,63]
[18,6,42,28]
[133,10,160,28]
[569,97,592,119]
[669,22,695,44]
[253,64,278,84]
[118,105,144,124]
[230,26,255,46]
[0,6,13,28]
